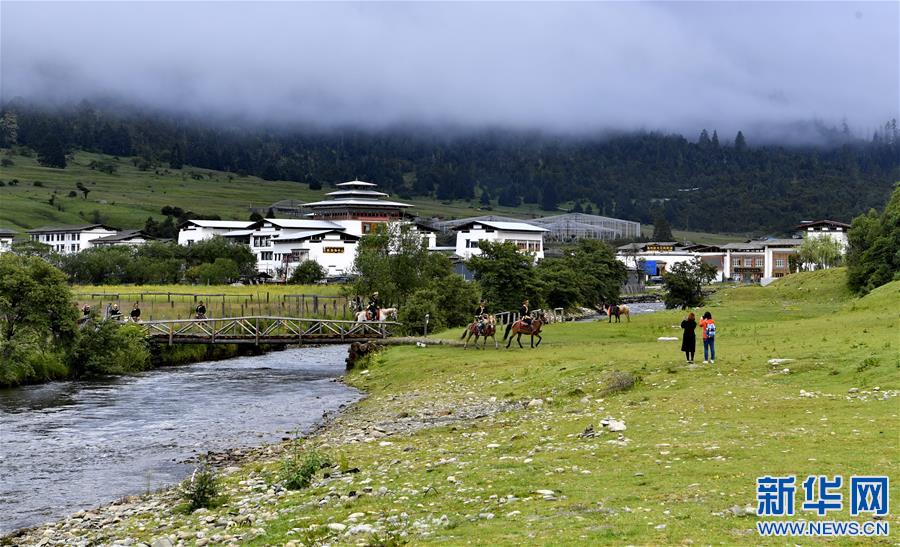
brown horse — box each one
[460,315,498,349]
[604,304,630,323]
[503,312,547,348]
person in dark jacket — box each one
[681,312,697,363]
[474,300,488,318]
[520,299,532,328]
[130,302,141,323]
[195,301,207,319]
[367,292,380,321]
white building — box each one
[616,239,803,283]
[177,220,255,246]
[224,218,351,278]
[795,220,851,251]
[0,228,15,253]
[91,230,162,248]
[27,224,118,255]
[453,220,548,261]
[303,180,414,237]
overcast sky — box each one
[2,1,898,139]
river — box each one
[0,345,361,534]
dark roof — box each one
[27,224,117,234]
[0,227,17,237]
[92,230,159,244]
[795,219,851,230]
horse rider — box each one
[195,301,207,320]
[367,292,380,321]
[474,300,489,331]
[520,299,533,329]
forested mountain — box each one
[2,100,898,233]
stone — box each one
[767,358,794,365]
[348,512,366,521]
[657,337,679,341]
[150,539,174,547]
[527,399,544,408]
[534,489,555,496]
[348,524,376,534]
[326,523,347,532]
[848,387,859,394]
[486,443,501,448]
[601,419,627,432]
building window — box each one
[253,236,271,247]
[731,258,740,267]
[755,258,763,267]
[70,244,78,252]
[744,258,753,267]
[775,259,785,268]
[260,251,273,261]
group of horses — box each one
[461,312,547,349]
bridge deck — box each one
[139,316,399,345]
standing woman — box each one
[681,312,697,364]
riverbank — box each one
[6,269,899,545]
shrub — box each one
[186,258,240,285]
[600,371,639,396]
[398,289,442,335]
[68,321,151,378]
[281,449,328,490]
[1,158,13,167]
[289,260,326,284]
[181,462,219,511]
[33,180,44,187]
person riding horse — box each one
[367,292,380,321]
[474,300,489,331]
[520,299,532,329]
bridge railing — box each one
[139,316,400,345]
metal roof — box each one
[335,180,378,187]
[304,199,413,208]
[182,220,255,229]
[325,190,390,198]
[454,220,549,233]
[221,230,255,237]
[27,224,117,233]
[92,230,156,243]
[272,229,359,243]
[256,219,344,229]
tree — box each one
[186,236,257,275]
[652,211,674,241]
[798,237,843,270]
[734,131,747,152]
[169,143,185,169]
[467,241,540,313]
[186,258,240,285]
[37,134,67,168]
[289,260,326,284]
[846,184,900,294]
[0,254,78,344]
[351,223,436,306]
[76,182,91,200]
[541,184,558,211]
[68,321,150,378]
[698,129,711,148]
[0,110,18,147]
[662,258,717,309]
[711,130,720,149]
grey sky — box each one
[2,1,898,138]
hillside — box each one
[14,268,899,545]
[0,150,550,231]
[4,103,898,233]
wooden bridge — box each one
[139,316,399,345]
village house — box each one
[795,219,851,251]
[0,228,16,254]
[27,224,118,255]
[176,220,255,246]
[453,220,548,261]
[616,238,804,283]
[90,229,164,248]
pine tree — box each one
[541,184,558,211]
[169,143,184,169]
[37,134,67,169]
[652,211,674,241]
[735,131,747,152]
[698,129,711,148]
[0,111,18,147]
[711,130,720,149]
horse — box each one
[503,312,547,349]
[460,315,498,349]
[605,304,630,323]
[355,308,398,322]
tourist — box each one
[367,292,380,321]
[700,311,716,364]
[130,302,142,323]
[520,299,532,327]
[680,312,697,364]
[474,300,488,318]
[195,301,207,320]
[109,303,122,320]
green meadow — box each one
[0,150,552,231]
[84,268,898,545]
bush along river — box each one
[0,345,361,534]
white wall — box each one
[803,229,849,252]
[271,234,358,278]
[178,226,232,246]
[455,226,544,260]
[0,236,13,253]
[31,227,117,254]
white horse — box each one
[355,308,398,322]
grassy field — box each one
[71,283,353,321]
[0,150,549,231]
[0,150,744,247]
[40,268,897,545]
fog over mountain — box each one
[2,2,898,141]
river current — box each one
[0,345,361,533]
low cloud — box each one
[2,2,897,139]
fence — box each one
[73,291,354,322]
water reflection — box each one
[0,345,360,533]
